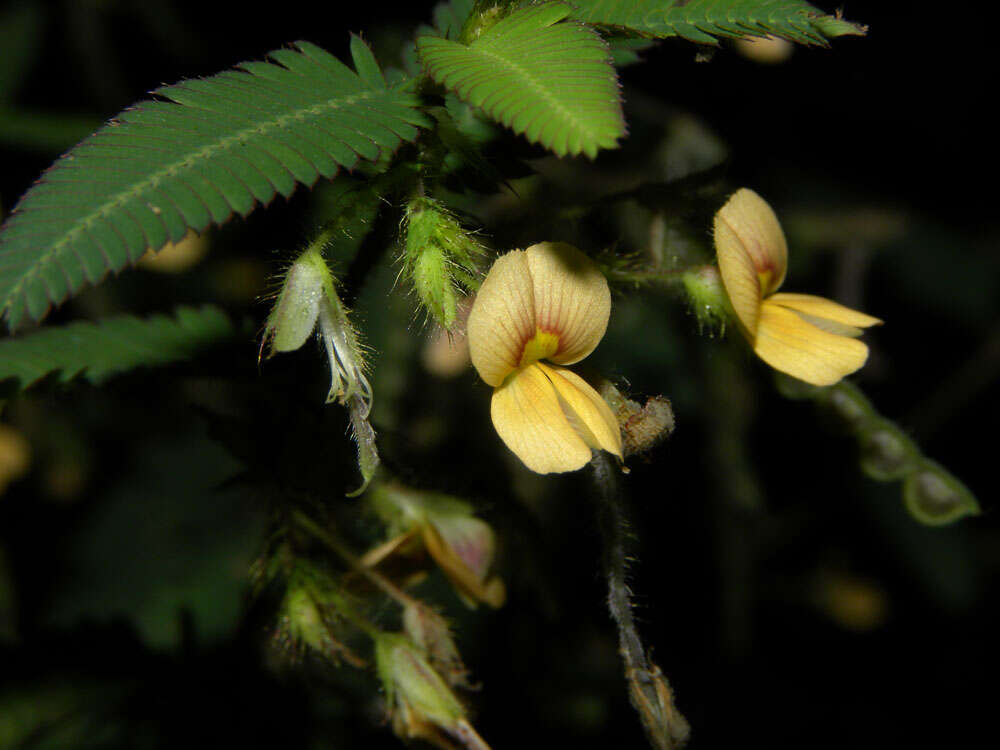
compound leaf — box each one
[417,2,624,159]
[0,40,429,329]
[569,0,866,46]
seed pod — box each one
[822,380,875,432]
[857,418,919,481]
[903,460,980,526]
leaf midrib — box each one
[472,39,608,144]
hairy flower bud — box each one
[681,264,730,335]
[375,633,490,750]
[275,568,363,667]
[402,197,484,331]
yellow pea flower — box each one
[714,188,883,386]
[467,241,623,474]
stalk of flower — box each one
[466,241,624,474]
[713,188,882,386]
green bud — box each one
[459,1,515,44]
[402,197,484,331]
[374,633,489,749]
[903,460,980,526]
[681,265,730,335]
[857,418,920,481]
[276,568,363,666]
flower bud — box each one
[374,633,489,749]
[402,197,484,331]
[403,602,471,688]
[369,483,505,608]
[275,568,363,667]
[903,460,980,526]
[857,418,919,481]
[681,265,730,335]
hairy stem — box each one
[590,452,689,749]
[292,510,419,610]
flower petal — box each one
[490,363,593,474]
[768,293,882,329]
[754,301,870,386]
[525,242,611,366]
[467,250,536,386]
[421,522,506,609]
[715,188,788,320]
[536,363,623,460]
[714,214,763,336]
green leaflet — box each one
[569,0,866,46]
[0,305,236,391]
[0,40,430,330]
[417,2,625,159]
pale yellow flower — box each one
[714,189,882,386]
[466,242,623,474]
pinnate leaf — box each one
[0,305,237,391]
[417,2,625,158]
[0,40,429,329]
[569,0,866,46]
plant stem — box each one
[292,510,420,610]
[590,453,689,749]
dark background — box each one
[1,1,996,748]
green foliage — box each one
[0,40,430,330]
[0,305,236,391]
[417,2,625,158]
[569,0,866,46]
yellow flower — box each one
[714,188,882,386]
[467,241,623,474]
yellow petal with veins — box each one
[754,301,870,386]
[525,242,611,366]
[536,362,623,460]
[768,293,882,329]
[467,250,536,387]
[715,188,788,295]
[714,213,763,335]
[490,363,594,474]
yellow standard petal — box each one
[716,188,788,294]
[525,242,611,366]
[536,363,623,461]
[490,363,595,474]
[754,301,870,386]
[467,250,536,387]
